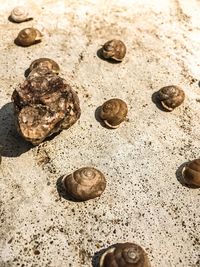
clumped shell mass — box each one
[99,242,151,267]
[12,68,81,145]
[62,167,106,201]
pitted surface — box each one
[0,1,200,266]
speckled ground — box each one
[0,0,200,266]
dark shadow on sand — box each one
[56,176,83,202]
[0,102,32,157]
[8,15,33,23]
[92,244,117,267]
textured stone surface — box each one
[0,0,200,267]
[12,68,81,145]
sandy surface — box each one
[0,0,200,266]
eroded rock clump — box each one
[12,60,81,145]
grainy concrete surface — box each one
[0,0,200,266]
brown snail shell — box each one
[157,85,185,111]
[15,28,42,47]
[100,242,151,267]
[182,159,200,187]
[99,98,128,128]
[10,6,33,23]
[29,58,60,75]
[102,39,126,61]
[26,66,55,80]
[62,167,106,201]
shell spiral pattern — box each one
[29,58,60,74]
[100,242,151,267]
[157,85,185,111]
[15,28,42,47]
[10,6,32,23]
[100,98,128,128]
[63,167,106,201]
[102,39,126,61]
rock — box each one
[12,68,81,145]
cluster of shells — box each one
[1,5,199,267]
[10,6,42,46]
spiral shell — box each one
[27,67,55,80]
[100,242,151,267]
[182,159,200,187]
[15,28,42,47]
[62,167,106,201]
[99,98,128,128]
[29,58,60,75]
[157,85,185,111]
[10,6,32,23]
[102,39,126,61]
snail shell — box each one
[157,85,185,111]
[62,167,106,201]
[99,98,128,128]
[15,28,42,47]
[182,159,200,187]
[100,242,151,267]
[10,6,32,23]
[29,58,60,75]
[27,67,56,80]
[102,39,126,61]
